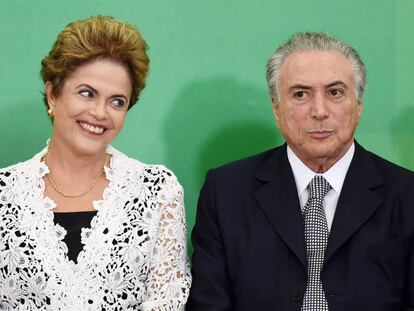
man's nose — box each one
[310,92,329,120]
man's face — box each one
[273,50,363,172]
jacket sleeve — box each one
[403,237,414,310]
[186,171,234,311]
[142,169,192,311]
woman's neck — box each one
[45,137,108,184]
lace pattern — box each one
[0,146,191,310]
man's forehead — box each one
[279,50,355,87]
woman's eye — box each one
[79,90,94,98]
[111,98,126,109]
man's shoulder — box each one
[206,145,284,182]
[355,147,414,215]
[358,144,414,184]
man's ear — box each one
[271,97,280,122]
[357,99,363,118]
[45,81,56,110]
[271,97,282,129]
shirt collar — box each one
[287,142,355,196]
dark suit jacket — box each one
[187,142,414,311]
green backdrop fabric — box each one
[1,0,413,254]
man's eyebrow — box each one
[326,81,348,88]
[288,84,312,92]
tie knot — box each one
[307,175,332,200]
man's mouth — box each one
[307,130,334,139]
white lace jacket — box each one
[0,146,191,310]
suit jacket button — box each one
[291,291,303,301]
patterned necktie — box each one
[301,175,332,311]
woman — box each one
[0,16,191,310]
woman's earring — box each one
[47,108,54,119]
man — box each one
[187,32,414,310]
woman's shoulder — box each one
[0,149,45,179]
[0,161,22,175]
[108,146,181,187]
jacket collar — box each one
[254,141,384,268]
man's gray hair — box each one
[266,32,366,101]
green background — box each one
[1,0,413,254]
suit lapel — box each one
[254,145,307,268]
[253,143,384,267]
[325,143,383,263]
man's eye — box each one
[79,90,94,98]
[294,91,307,99]
[111,98,126,109]
[329,89,343,97]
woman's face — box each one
[46,59,132,157]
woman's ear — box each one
[45,81,56,119]
[45,81,56,110]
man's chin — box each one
[307,144,352,162]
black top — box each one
[54,211,97,263]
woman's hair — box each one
[41,15,149,111]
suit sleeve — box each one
[404,239,414,310]
[186,171,234,311]
[402,177,414,311]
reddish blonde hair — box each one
[41,15,149,111]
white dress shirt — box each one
[287,143,355,231]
